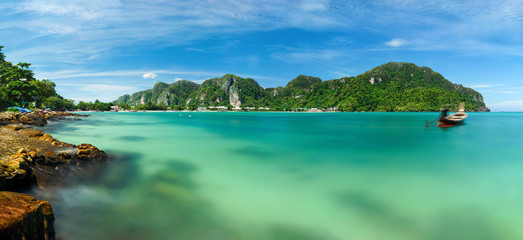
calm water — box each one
[39,112,523,240]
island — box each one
[114,62,489,112]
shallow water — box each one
[40,112,523,240]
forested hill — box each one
[114,62,489,112]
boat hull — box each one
[437,111,467,128]
[437,119,464,128]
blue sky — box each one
[1,0,522,111]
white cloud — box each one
[494,90,520,94]
[300,0,329,11]
[489,99,523,111]
[470,84,494,88]
[33,69,225,81]
[272,48,343,63]
[55,83,139,103]
[174,78,183,82]
[386,38,407,48]
[79,84,137,92]
[58,83,137,92]
[142,73,157,79]
[22,0,118,19]
[3,0,522,68]
[34,69,149,80]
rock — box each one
[16,148,27,155]
[76,144,107,162]
[19,128,44,138]
[18,113,47,126]
[4,124,24,131]
[44,111,88,121]
[39,133,54,141]
[0,191,55,240]
[1,111,87,127]
[0,151,36,191]
[44,151,57,162]
[56,152,72,162]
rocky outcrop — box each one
[0,112,46,126]
[0,191,55,240]
[0,149,36,191]
[157,91,170,105]
[44,111,86,121]
[0,113,104,239]
[17,128,74,148]
[76,144,107,162]
[229,87,241,108]
[0,111,85,127]
[0,124,107,191]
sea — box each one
[37,112,523,240]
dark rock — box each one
[0,191,55,240]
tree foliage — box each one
[0,46,87,111]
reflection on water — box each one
[34,112,523,240]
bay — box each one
[39,112,523,240]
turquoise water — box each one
[40,112,523,240]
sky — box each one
[1,0,522,111]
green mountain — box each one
[115,80,199,106]
[185,74,264,108]
[114,62,489,112]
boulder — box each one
[0,191,55,240]
[0,150,36,191]
[76,143,107,162]
[17,113,47,126]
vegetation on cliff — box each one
[116,62,488,112]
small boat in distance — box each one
[437,103,468,128]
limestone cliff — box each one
[186,74,264,108]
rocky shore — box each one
[0,111,106,240]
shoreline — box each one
[72,109,495,113]
[0,111,107,240]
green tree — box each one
[75,101,90,110]
[42,96,75,110]
[31,79,57,107]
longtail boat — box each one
[437,103,468,128]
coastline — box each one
[0,111,107,240]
